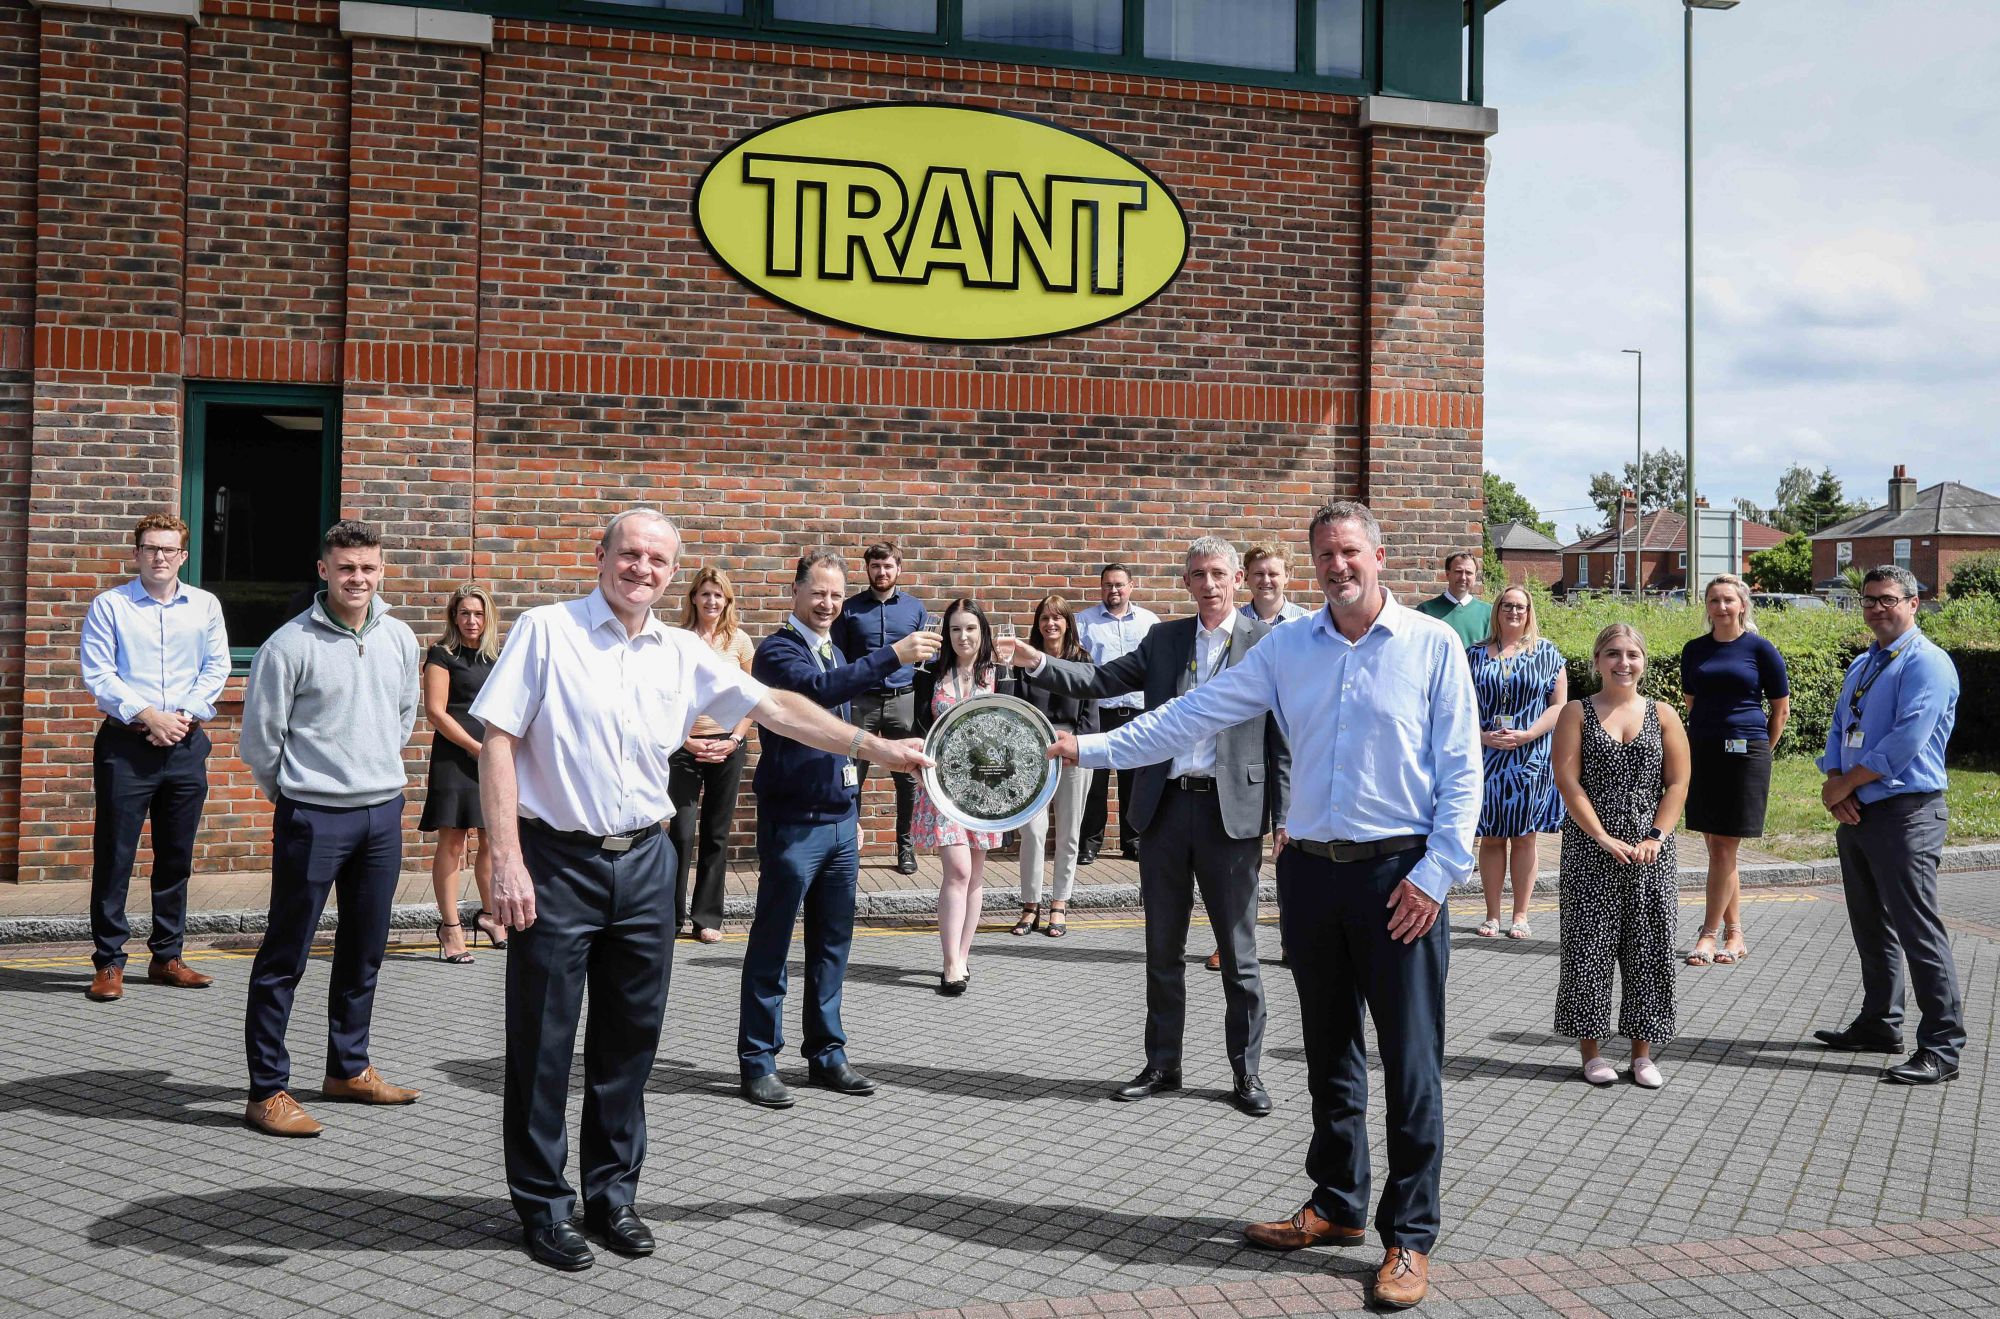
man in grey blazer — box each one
[1004,537,1290,1116]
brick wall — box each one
[1498,548,1560,588]
[3,0,1488,881]
[1813,535,1996,599]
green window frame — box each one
[437,0,1482,100]
[182,382,342,673]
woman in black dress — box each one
[422,584,502,962]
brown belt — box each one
[1292,834,1427,864]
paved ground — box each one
[3,874,1998,1318]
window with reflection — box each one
[592,0,742,11]
[963,0,1120,54]
[1143,0,1293,71]
[1315,0,1363,78]
[773,0,937,32]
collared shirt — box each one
[1239,598,1312,625]
[1818,626,1958,804]
[471,588,769,836]
[79,577,232,723]
[791,615,838,667]
[1076,591,1481,902]
[1170,611,1237,779]
[833,588,926,689]
[1075,601,1161,712]
[1413,592,1493,650]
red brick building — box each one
[1561,509,1785,595]
[1489,519,1561,588]
[2,0,1500,882]
[1810,467,2000,599]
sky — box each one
[1481,0,2000,544]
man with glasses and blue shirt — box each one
[1813,564,1963,1085]
[1047,501,1479,1311]
[79,513,231,1003]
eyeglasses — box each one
[1859,594,1909,609]
[1496,603,1529,614]
[137,545,186,559]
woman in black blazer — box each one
[1009,595,1099,938]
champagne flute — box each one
[995,621,1017,683]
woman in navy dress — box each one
[1468,585,1567,939]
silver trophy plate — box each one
[921,692,1060,833]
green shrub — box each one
[1945,552,2000,601]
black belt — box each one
[1293,834,1427,864]
[1168,775,1215,793]
[868,684,914,696]
[521,816,663,855]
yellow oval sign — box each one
[694,103,1189,344]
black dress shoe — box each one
[741,1073,795,1108]
[1077,847,1098,867]
[1814,1025,1904,1053]
[584,1204,656,1256]
[808,1060,878,1095]
[896,843,918,876]
[1121,842,1140,861]
[524,1219,594,1272]
[1232,1073,1274,1116]
[1110,1066,1182,1102]
[1884,1050,1958,1085]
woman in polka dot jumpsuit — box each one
[1550,623,1691,1089]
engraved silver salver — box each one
[921,693,1060,832]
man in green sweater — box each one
[1413,551,1492,649]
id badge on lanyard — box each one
[1847,727,1865,750]
[1724,738,1747,755]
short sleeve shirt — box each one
[471,589,768,835]
[1679,631,1790,741]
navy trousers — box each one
[244,794,404,1100]
[90,720,210,970]
[737,814,858,1078]
[1277,844,1448,1252]
[1835,791,1964,1065]
[504,822,677,1230]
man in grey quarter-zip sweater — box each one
[237,519,421,1138]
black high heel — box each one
[470,908,510,950]
[435,921,475,965]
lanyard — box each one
[1189,630,1229,685]
[1848,645,1902,720]
[791,619,833,672]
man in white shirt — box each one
[1049,502,1479,1311]
[1239,543,1312,625]
[1073,563,1160,863]
[474,509,931,1274]
[78,513,231,1002]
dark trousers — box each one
[1138,784,1266,1077]
[505,823,677,1230]
[852,688,917,848]
[737,814,858,1078]
[244,794,404,1100]
[1278,844,1447,1252]
[90,720,210,970]
[1835,791,1964,1065]
[667,739,746,932]
[1080,704,1142,853]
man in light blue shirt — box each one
[1813,564,1963,1085]
[1073,563,1161,862]
[1052,501,1478,1310]
[1239,543,1312,625]
[77,514,231,1002]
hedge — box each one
[1523,590,2000,762]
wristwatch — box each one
[1643,826,1664,842]
[728,733,745,747]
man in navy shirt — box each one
[834,542,928,875]
[1814,564,1964,1085]
[739,549,938,1109]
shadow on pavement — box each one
[89,1186,517,1266]
[436,1055,1121,1103]
[0,965,99,995]
[0,1069,245,1127]
[1483,1030,1895,1076]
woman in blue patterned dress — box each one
[1468,585,1568,939]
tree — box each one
[1773,466,1867,535]
[1731,497,1766,524]
[1747,532,1813,593]
[1771,463,1817,529]
[1586,448,1687,525]
[1481,471,1555,538]
[1945,551,2000,601]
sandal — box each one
[1507,918,1532,940]
[1475,916,1502,938]
[1716,922,1749,966]
[1044,904,1068,938]
[1686,927,1718,967]
[471,907,510,950]
[433,921,474,965]
[1011,905,1040,937]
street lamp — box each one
[1685,0,1737,601]
[1622,348,1643,594]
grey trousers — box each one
[1139,783,1266,1078]
[1835,790,1964,1065]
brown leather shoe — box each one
[1243,1203,1367,1250]
[322,1065,420,1105]
[1373,1247,1430,1309]
[1205,949,1222,971]
[245,1091,323,1138]
[86,965,124,1001]
[147,956,214,989]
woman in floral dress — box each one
[1468,585,1568,939]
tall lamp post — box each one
[1685,0,1738,600]
[1622,348,1643,594]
